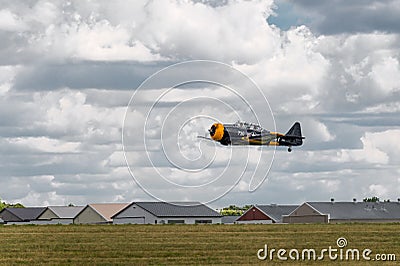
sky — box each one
[1,0,400,208]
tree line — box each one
[219,205,252,216]
[0,198,24,211]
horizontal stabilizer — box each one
[284,135,305,139]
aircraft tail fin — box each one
[279,122,304,146]
[285,122,302,138]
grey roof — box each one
[307,202,400,220]
[256,205,299,222]
[122,202,221,218]
[2,207,46,221]
[221,215,239,224]
[88,203,130,222]
[0,217,4,223]
[47,206,85,219]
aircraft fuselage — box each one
[208,121,304,152]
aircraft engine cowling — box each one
[209,123,231,145]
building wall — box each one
[113,204,222,224]
[6,219,74,225]
[37,209,58,220]
[159,217,221,224]
[291,204,321,216]
[112,204,158,224]
[113,217,146,224]
[0,210,21,222]
[4,221,33,225]
[74,206,107,224]
[236,207,273,222]
[330,219,400,223]
[282,215,328,224]
[281,203,329,224]
[236,220,272,224]
[39,219,74,225]
[113,217,221,224]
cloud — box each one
[369,56,400,94]
[12,62,170,91]
[368,184,389,199]
[1,0,400,207]
[288,0,400,35]
[0,9,27,31]
[137,0,277,63]
[0,0,278,64]
[0,1,162,63]
[7,137,81,153]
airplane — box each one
[199,121,304,152]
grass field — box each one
[0,223,399,265]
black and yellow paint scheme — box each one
[206,121,304,152]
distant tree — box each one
[11,203,24,208]
[220,205,252,216]
[243,205,253,211]
[363,196,380,202]
[68,203,75,207]
[0,198,24,211]
[220,209,242,216]
[0,200,5,211]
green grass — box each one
[0,223,399,265]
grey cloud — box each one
[13,61,168,91]
[0,32,34,65]
[217,166,399,206]
[289,0,400,35]
[321,113,400,128]
[84,89,132,108]
[0,152,107,177]
[192,0,229,7]
[0,177,31,200]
